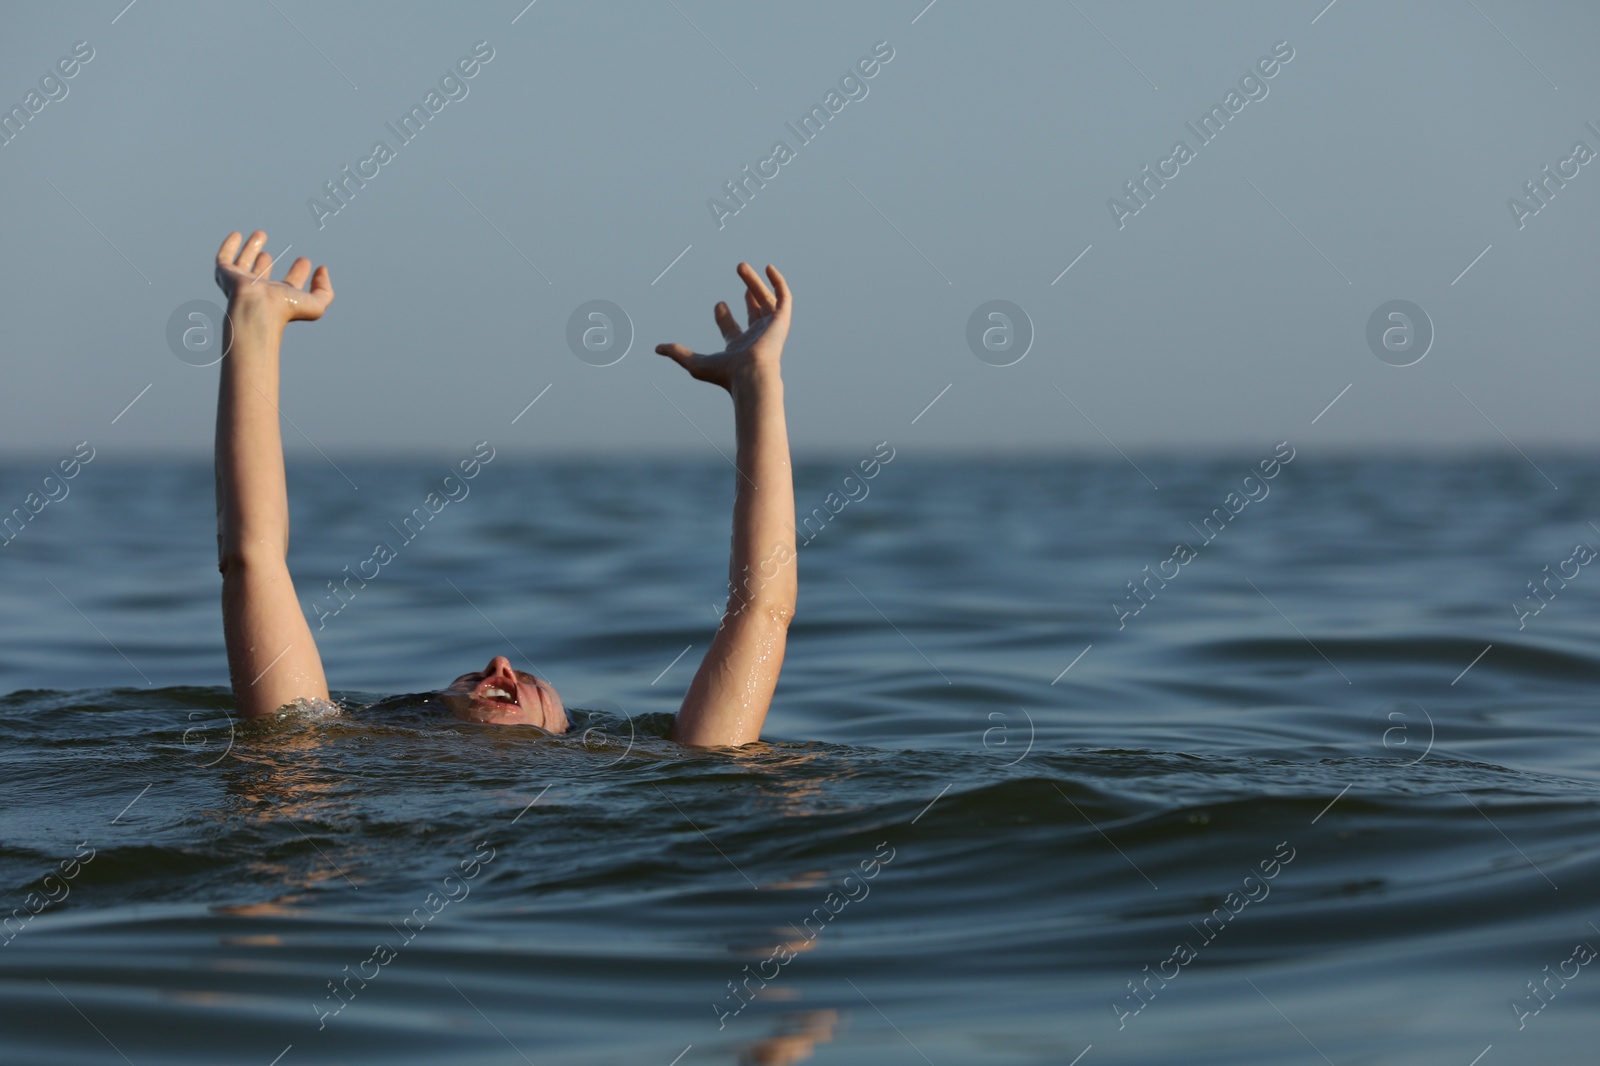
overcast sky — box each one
[2,0,1597,457]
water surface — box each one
[2,456,1598,1064]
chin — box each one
[441,668,568,732]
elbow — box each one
[727,592,794,630]
[726,570,796,629]
[759,576,797,627]
[217,551,253,578]
[217,539,288,577]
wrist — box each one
[730,360,783,402]
[225,290,288,337]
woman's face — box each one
[439,655,567,732]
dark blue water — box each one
[2,455,1598,1064]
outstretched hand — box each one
[214,230,334,325]
[656,262,791,390]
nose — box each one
[486,655,515,678]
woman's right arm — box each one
[213,230,335,719]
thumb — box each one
[310,265,334,303]
[655,343,695,369]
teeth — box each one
[482,687,513,701]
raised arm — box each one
[657,263,797,747]
[213,230,335,720]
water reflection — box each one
[739,1009,841,1066]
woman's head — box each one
[438,655,567,732]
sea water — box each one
[1,455,1597,1064]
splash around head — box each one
[438,655,567,732]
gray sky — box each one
[3,0,1598,457]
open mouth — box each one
[472,679,520,708]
